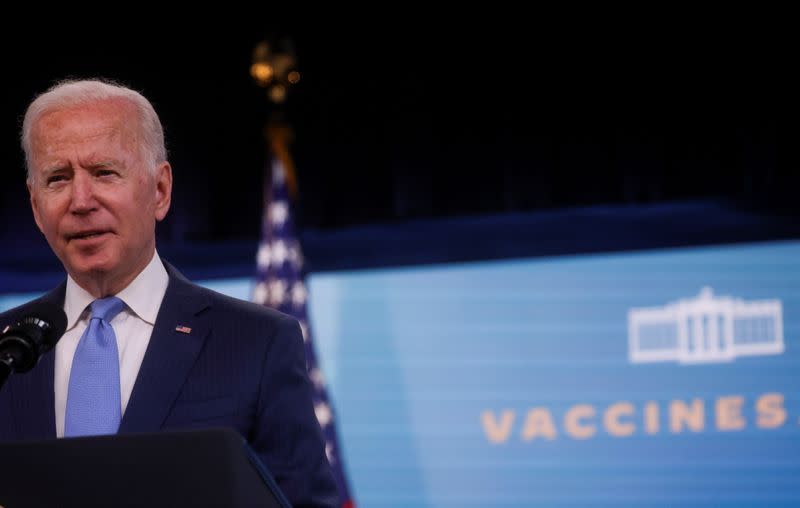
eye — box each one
[46,174,68,185]
[96,169,118,178]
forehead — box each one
[30,100,141,160]
[34,98,139,139]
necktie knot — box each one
[90,296,125,323]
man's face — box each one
[27,99,171,294]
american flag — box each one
[253,156,355,508]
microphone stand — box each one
[0,354,15,391]
[0,331,37,392]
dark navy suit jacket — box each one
[0,262,339,508]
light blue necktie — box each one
[64,296,126,437]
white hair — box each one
[21,78,167,182]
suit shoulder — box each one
[0,293,58,329]
[0,281,65,328]
[193,284,297,326]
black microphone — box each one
[0,303,67,390]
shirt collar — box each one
[63,278,95,331]
[64,251,169,329]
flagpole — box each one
[265,122,298,200]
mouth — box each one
[67,230,112,241]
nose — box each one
[69,172,98,215]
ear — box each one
[27,179,45,233]
[153,161,172,222]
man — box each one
[0,79,338,508]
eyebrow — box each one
[40,164,71,176]
[42,159,122,171]
[38,159,125,179]
[86,160,122,169]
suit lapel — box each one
[9,283,65,441]
[118,264,211,434]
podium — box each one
[0,427,291,507]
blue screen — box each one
[308,240,800,507]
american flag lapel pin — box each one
[175,325,192,334]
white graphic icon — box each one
[628,287,784,364]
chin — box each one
[64,255,118,279]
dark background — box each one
[0,18,796,265]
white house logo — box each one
[628,287,784,365]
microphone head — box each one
[20,302,68,349]
[0,302,68,373]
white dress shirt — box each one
[54,252,169,438]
